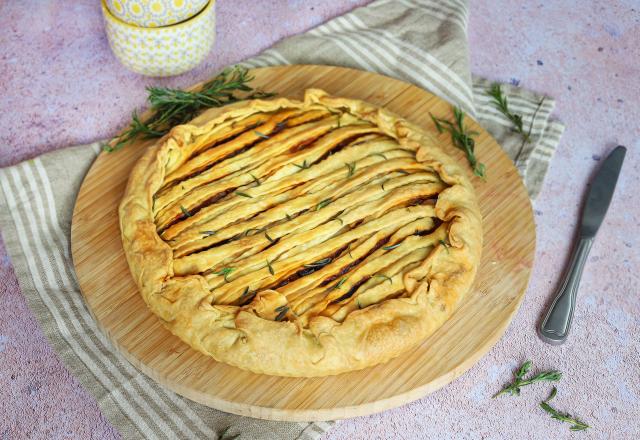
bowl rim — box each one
[101,0,214,31]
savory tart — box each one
[119,89,482,377]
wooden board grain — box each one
[71,65,535,421]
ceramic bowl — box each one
[102,0,215,77]
[105,0,208,27]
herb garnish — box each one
[374,274,392,284]
[235,191,253,198]
[439,239,450,253]
[212,267,235,282]
[540,387,590,431]
[240,286,251,298]
[249,173,261,186]
[293,160,309,170]
[333,277,347,290]
[430,107,486,178]
[493,360,562,398]
[487,83,545,151]
[266,259,275,275]
[316,198,332,211]
[180,205,192,217]
[275,305,289,321]
[244,227,263,236]
[201,230,216,237]
[285,213,293,221]
[382,243,401,251]
[345,162,356,178]
[371,152,387,160]
[265,231,274,242]
[304,258,332,268]
[104,66,273,152]
[254,130,270,139]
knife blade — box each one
[580,145,627,238]
[539,145,626,345]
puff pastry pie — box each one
[120,89,482,376]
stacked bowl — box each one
[102,0,216,77]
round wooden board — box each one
[71,65,535,421]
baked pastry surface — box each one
[119,89,482,376]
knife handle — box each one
[539,236,594,345]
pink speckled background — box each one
[1,1,639,439]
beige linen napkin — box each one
[0,0,563,439]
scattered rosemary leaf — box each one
[347,244,353,259]
[285,213,292,221]
[249,173,261,186]
[254,130,270,139]
[396,169,409,175]
[356,299,363,309]
[374,274,392,284]
[180,205,192,217]
[316,198,332,211]
[276,121,287,129]
[275,306,289,321]
[244,227,263,236]
[201,230,216,237]
[240,286,251,297]
[439,239,450,253]
[333,277,347,290]
[265,231,274,243]
[293,160,309,170]
[382,243,401,251]
[266,259,275,275]
[334,217,344,225]
[212,267,235,282]
[304,258,332,268]
[371,152,387,160]
[540,387,590,431]
[430,107,486,178]
[345,162,356,178]
[493,360,562,398]
[235,191,253,198]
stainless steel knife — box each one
[539,145,626,345]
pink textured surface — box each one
[1,1,639,439]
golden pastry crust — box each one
[119,89,482,376]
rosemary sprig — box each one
[316,198,332,210]
[430,107,486,178]
[212,267,235,282]
[104,66,274,152]
[493,361,562,398]
[382,243,401,251]
[180,205,192,217]
[540,387,590,431]
[254,130,270,139]
[235,191,253,198]
[374,274,393,284]
[487,83,545,151]
[266,259,275,275]
[345,162,356,178]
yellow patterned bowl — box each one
[105,0,208,27]
[102,0,215,77]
